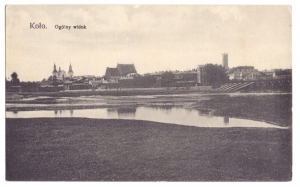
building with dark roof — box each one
[105,64,137,81]
[117,64,137,76]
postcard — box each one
[5,5,292,181]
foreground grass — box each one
[6,118,292,181]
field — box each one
[6,118,292,181]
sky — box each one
[6,5,292,82]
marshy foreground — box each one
[6,93,292,181]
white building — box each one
[52,63,74,80]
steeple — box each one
[68,63,74,78]
[53,63,57,73]
[68,63,73,73]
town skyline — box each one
[6,5,292,81]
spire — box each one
[53,63,57,73]
[68,63,74,78]
[68,63,73,73]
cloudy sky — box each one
[6,5,291,81]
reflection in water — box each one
[107,108,117,114]
[13,110,18,114]
[151,105,173,115]
[198,109,214,117]
[6,106,287,129]
[117,107,136,118]
[106,108,137,118]
[223,116,229,125]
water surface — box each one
[6,106,287,129]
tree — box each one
[11,72,20,86]
[161,71,174,89]
[202,64,229,88]
[52,75,58,86]
[48,75,53,85]
[48,75,58,86]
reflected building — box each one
[70,109,73,116]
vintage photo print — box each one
[5,5,292,181]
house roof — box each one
[89,80,103,84]
[117,64,137,76]
[64,81,73,84]
[106,68,120,77]
[226,68,236,74]
[236,66,254,69]
[274,69,292,76]
[39,81,49,86]
[172,71,197,75]
[119,76,134,80]
[226,66,255,74]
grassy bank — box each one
[6,118,292,181]
[195,94,292,127]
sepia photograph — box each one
[5,5,293,181]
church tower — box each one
[52,63,58,77]
[68,63,74,78]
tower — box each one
[222,53,228,69]
[68,63,74,78]
[197,65,205,85]
[52,63,58,77]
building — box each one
[226,66,258,80]
[197,65,205,84]
[52,63,74,80]
[147,69,197,87]
[273,69,292,79]
[68,64,74,78]
[222,53,229,69]
[105,64,137,81]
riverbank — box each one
[6,118,292,181]
[6,87,217,97]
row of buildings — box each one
[34,53,292,91]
